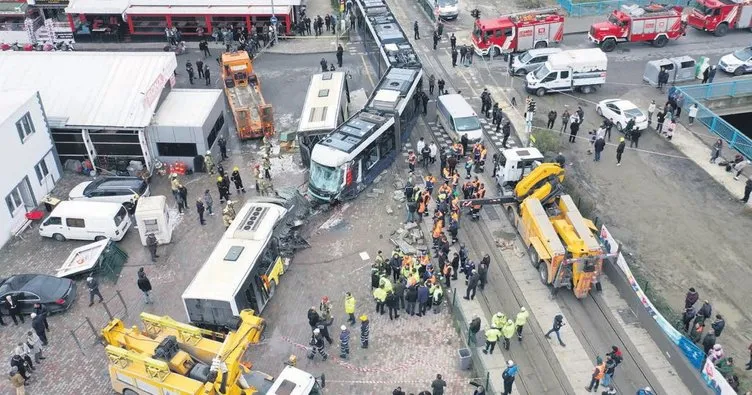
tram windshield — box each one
[310,161,343,193]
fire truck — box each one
[471,8,565,56]
[687,0,752,36]
[588,4,686,52]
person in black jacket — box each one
[137,268,153,304]
[307,306,320,329]
[32,303,49,331]
[393,279,405,310]
[695,300,713,325]
[385,291,399,320]
[479,255,490,290]
[711,314,725,337]
[405,285,418,316]
[685,287,699,309]
[469,315,481,345]
[616,138,626,166]
[544,314,566,346]
[4,295,23,325]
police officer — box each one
[482,325,501,354]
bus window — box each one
[378,132,395,157]
[365,146,379,170]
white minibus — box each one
[39,201,131,242]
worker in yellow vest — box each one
[502,319,515,351]
[515,307,530,341]
[482,325,501,355]
[345,292,356,326]
[492,312,506,330]
[373,287,386,315]
[379,277,392,293]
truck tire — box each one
[600,39,616,52]
[123,390,138,395]
[652,35,668,48]
[580,86,594,94]
[493,47,502,58]
[506,206,516,224]
[528,245,541,269]
[535,87,546,97]
[713,23,729,37]
[268,279,277,297]
[534,41,547,49]
[538,263,549,285]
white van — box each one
[39,201,131,242]
[511,48,562,76]
[436,94,483,143]
[436,0,459,20]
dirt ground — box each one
[559,115,752,375]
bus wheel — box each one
[268,280,277,297]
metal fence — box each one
[559,0,685,17]
[671,80,752,160]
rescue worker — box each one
[146,233,159,262]
[339,325,350,358]
[585,356,606,392]
[515,307,529,341]
[492,312,507,331]
[319,296,333,324]
[308,328,328,360]
[373,286,387,315]
[222,208,232,229]
[170,173,182,203]
[230,167,245,193]
[482,325,501,354]
[408,150,417,173]
[204,151,215,174]
[345,292,356,325]
[502,360,518,395]
[217,176,230,203]
[360,315,369,348]
[432,284,443,313]
[502,319,515,350]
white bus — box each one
[182,199,289,330]
[297,71,351,167]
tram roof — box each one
[0,51,176,129]
[317,110,391,154]
[356,0,420,69]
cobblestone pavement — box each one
[245,167,473,394]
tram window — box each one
[378,133,395,156]
[364,146,379,170]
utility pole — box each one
[525,97,536,147]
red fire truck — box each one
[471,8,565,56]
[588,4,686,52]
[687,0,752,36]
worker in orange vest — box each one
[586,356,606,392]
[407,150,417,173]
[438,180,452,197]
[432,219,443,246]
[451,171,460,190]
[479,145,488,172]
[424,174,436,195]
[421,190,431,217]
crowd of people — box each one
[5,297,48,394]
[679,287,745,391]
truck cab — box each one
[494,147,545,194]
[688,0,752,36]
[472,18,515,56]
[589,11,631,47]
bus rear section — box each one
[181,200,289,330]
[297,72,350,168]
[436,94,483,143]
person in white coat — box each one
[428,142,438,165]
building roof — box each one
[65,0,130,15]
[0,52,177,129]
[152,89,222,127]
[0,90,37,126]
[67,0,300,14]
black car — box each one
[69,176,150,212]
[0,274,77,315]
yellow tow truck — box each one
[463,147,608,298]
[102,310,321,395]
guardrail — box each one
[559,0,684,17]
[670,80,752,160]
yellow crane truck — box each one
[463,147,607,298]
[102,310,321,395]
[221,51,274,140]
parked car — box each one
[69,176,149,212]
[596,99,649,132]
[0,274,77,315]
[511,48,562,76]
[718,47,752,76]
